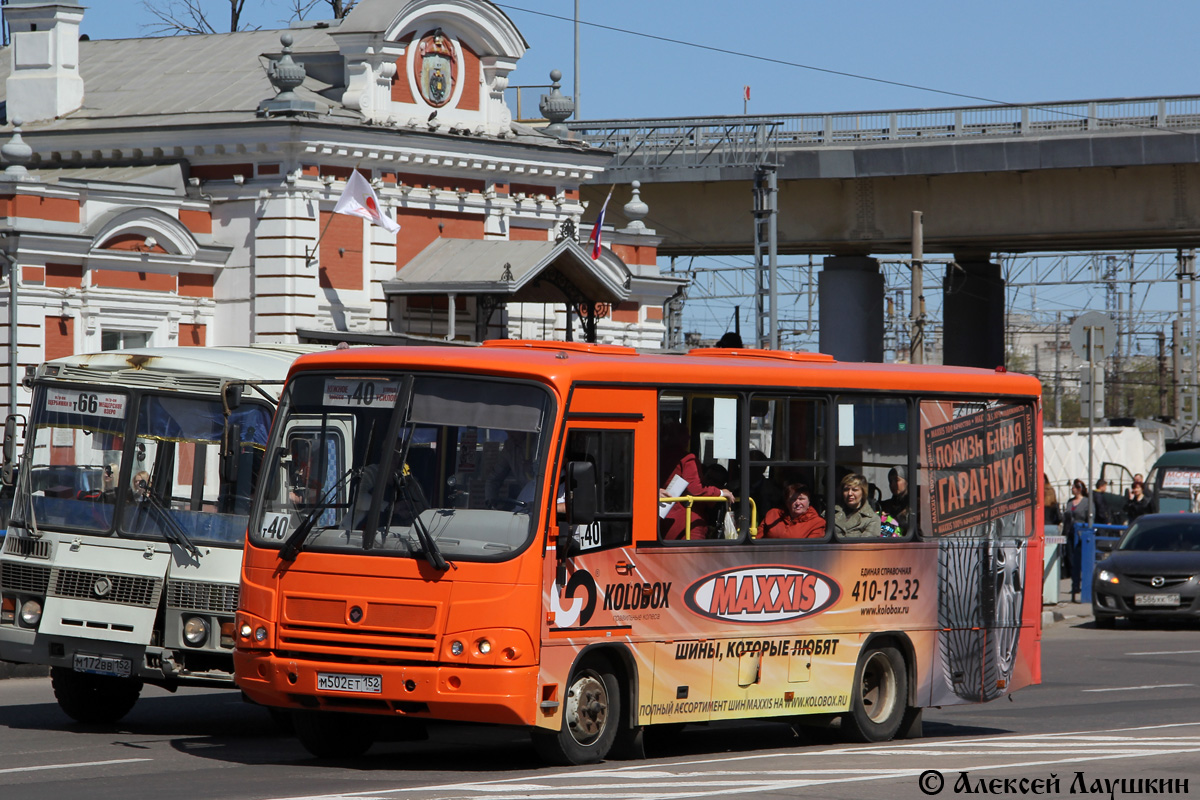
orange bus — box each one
[233,341,1042,764]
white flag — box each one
[332,170,401,233]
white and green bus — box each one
[0,345,321,723]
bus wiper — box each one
[280,466,358,562]
[393,463,450,572]
[139,490,201,560]
[360,377,451,572]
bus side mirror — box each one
[564,460,596,526]
[220,423,241,483]
[223,383,243,410]
[2,415,20,486]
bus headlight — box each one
[19,599,42,627]
[183,616,209,646]
[1097,569,1120,585]
[476,639,492,655]
[450,640,464,656]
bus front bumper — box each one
[0,626,234,685]
[235,651,542,728]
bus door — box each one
[543,388,650,718]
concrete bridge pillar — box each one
[944,257,1005,369]
[818,256,884,362]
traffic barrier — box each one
[1079,523,1125,604]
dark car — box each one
[1092,513,1200,627]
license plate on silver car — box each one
[74,653,132,678]
[317,672,382,693]
[1134,593,1181,607]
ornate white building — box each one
[0,0,684,416]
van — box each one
[1147,449,1200,513]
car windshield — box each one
[1118,517,1200,552]
[1155,467,1200,513]
[252,372,551,561]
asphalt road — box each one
[1,607,1198,800]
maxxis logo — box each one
[684,565,841,624]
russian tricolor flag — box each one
[589,189,613,260]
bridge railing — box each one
[569,95,1200,161]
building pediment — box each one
[333,0,527,133]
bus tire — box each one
[842,645,908,743]
[532,655,620,765]
[50,667,143,724]
[293,710,374,759]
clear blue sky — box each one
[77,1,1200,118]
[72,1,1199,345]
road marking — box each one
[1082,683,1194,692]
[1126,649,1200,655]
[0,758,151,776]
[271,723,1200,800]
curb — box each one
[0,661,49,679]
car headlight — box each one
[183,616,209,646]
[19,599,42,627]
[1097,569,1120,585]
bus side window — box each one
[658,393,739,542]
[565,429,633,552]
[834,396,911,541]
[749,395,830,542]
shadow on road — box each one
[0,684,1015,772]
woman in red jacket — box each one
[758,482,826,539]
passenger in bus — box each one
[834,472,881,538]
[728,449,783,529]
[485,430,537,508]
[131,470,151,502]
[880,465,910,533]
[658,421,733,540]
[758,483,825,539]
[100,462,118,502]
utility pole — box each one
[1176,248,1197,432]
[752,166,778,349]
[910,211,925,364]
[573,1,581,121]
[1054,312,1063,427]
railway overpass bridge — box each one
[569,95,1200,257]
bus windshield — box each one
[120,395,273,547]
[21,384,272,547]
[24,384,131,532]
[252,372,551,561]
[1154,466,1200,513]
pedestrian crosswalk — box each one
[279,723,1200,800]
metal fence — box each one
[567,95,1200,164]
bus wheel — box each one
[842,646,908,743]
[532,656,620,765]
[293,710,374,759]
[50,667,142,724]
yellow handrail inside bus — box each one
[660,495,756,539]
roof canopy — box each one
[383,237,632,304]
